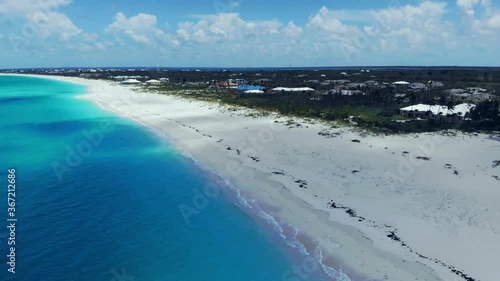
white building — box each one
[400,103,475,120]
[410,83,427,90]
[428,81,444,88]
[121,79,141,85]
[446,89,465,95]
[244,90,265,94]
[392,81,410,87]
[145,79,161,85]
[466,87,487,94]
[271,87,315,92]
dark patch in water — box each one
[0,95,50,104]
[12,119,113,136]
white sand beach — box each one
[17,75,500,281]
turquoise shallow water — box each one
[0,75,346,281]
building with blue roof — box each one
[236,85,266,91]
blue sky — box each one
[0,0,499,68]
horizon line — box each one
[2,65,500,71]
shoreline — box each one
[5,74,500,281]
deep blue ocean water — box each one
[0,75,348,281]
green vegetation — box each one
[26,67,499,134]
[140,84,500,133]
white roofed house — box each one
[428,81,444,88]
[392,81,410,88]
[410,82,427,91]
[341,90,365,96]
[347,83,365,89]
[145,79,161,85]
[305,80,320,85]
[449,103,476,120]
[400,103,476,122]
[271,87,315,92]
[446,89,465,95]
[121,79,141,85]
[235,79,248,85]
[363,80,379,87]
[450,93,472,102]
[244,90,265,94]
[394,93,408,102]
[333,79,350,85]
[469,93,496,103]
[466,87,487,94]
[400,104,443,119]
[110,76,127,81]
[447,88,495,103]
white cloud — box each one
[106,12,179,47]
[82,32,98,42]
[307,7,362,36]
[0,0,83,43]
[0,0,72,15]
[176,13,244,43]
[282,21,303,40]
[69,41,111,52]
[368,2,449,47]
[2,0,500,66]
[303,2,452,63]
[486,13,500,28]
[175,13,300,44]
[457,0,480,16]
[26,10,82,41]
[160,13,312,63]
[457,0,500,35]
[106,12,158,44]
[117,1,493,64]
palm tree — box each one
[426,110,433,119]
[447,100,455,113]
[428,100,436,119]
